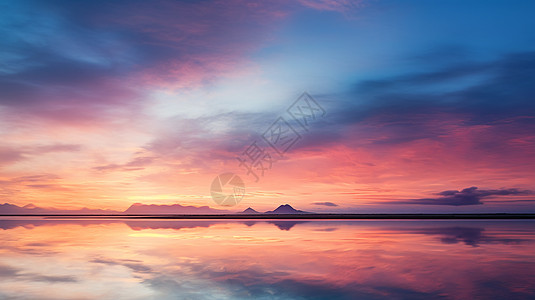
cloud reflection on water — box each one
[0,219,534,299]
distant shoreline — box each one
[1,214,535,219]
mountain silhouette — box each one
[264,204,309,214]
[124,203,227,214]
[0,202,310,215]
[0,202,226,215]
[240,207,260,214]
[0,203,118,215]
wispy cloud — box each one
[93,156,157,172]
[312,201,339,207]
[299,0,366,13]
[0,144,82,167]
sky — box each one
[1,0,534,213]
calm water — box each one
[0,219,534,299]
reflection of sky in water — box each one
[0,220,534,299]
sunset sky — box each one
[1,0,534,213]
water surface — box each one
[0,219,534,299]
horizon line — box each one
[1,213,535,220]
